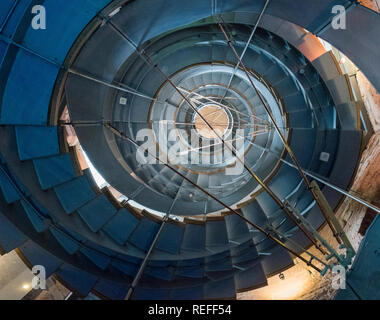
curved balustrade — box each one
[0,0,372,300]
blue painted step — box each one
[1,52,60,125]
[0,0,31,39]
[171,285,204,300]
[93,278,129,300]
[110,258,139,278]
[132,286,171,300]
[128,217,160,252]
[102,208,139,245]
[77,194,117,232]
[54,175,96,214]
[206,219,229,250]
[50,227,80,255]
[176,265,204,279]
[181,223,205,252]
[204,277,236,300]
[0,167,21,203]
[33,154,76,190]
[261,246,294,277]
[21,0,113,64]
[225,214,251,244]
[15,126,60,160]
[155,222,185,255]
[234,262,267,292]
[56,263,98,297]
[231,242,259,266]
[20,199,47,233]
[80,247,111,270]
[18,240,63,277]
[0,211,27,254]
[145,265,175,281]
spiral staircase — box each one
[0,0,378,300]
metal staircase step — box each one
[93,278,129,300]
[33,154,76,190]
[234,262,267,292]
[50,227,80,255]
[76,194,117,233]
[204,276,236,300]
[181,223,206,252]
[0,166,22,204]
[56,263,98,297]
[102,208,139,246]
[260,245,294,277]
[20,199,47,233]
[18,240,63,278]
[1,52,60,125]
[128,217,160,252]
[170,285,204,300]
[80,247,111,271]
[155,222,185,255]
[54,175,97,214]
[205,219,229,250]
[145,265,175,281]
[0,211,27,254]
[15,126,60,161]
[225,213,251,244]
[336,101,359,129]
